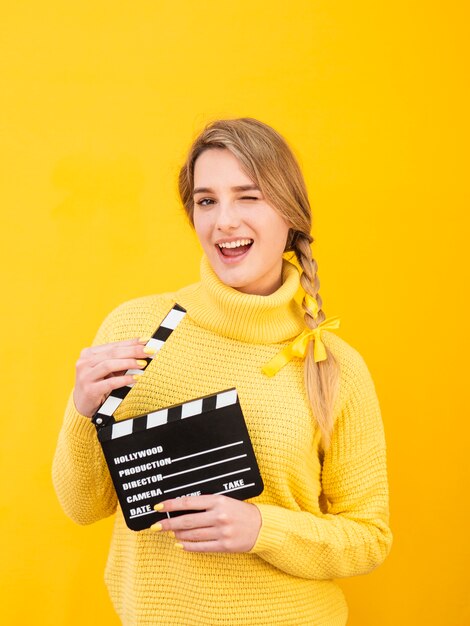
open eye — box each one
[196,198,215,207]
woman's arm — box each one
[52,307,148,525]
[249,353,392,579]
[52,391,118,525]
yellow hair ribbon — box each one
[304,294,319,320]
[262,316,341,377]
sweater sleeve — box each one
[52,311,119,525]
[249,352,393,580]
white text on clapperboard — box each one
[114,441,249,518]
[114,445,204,516]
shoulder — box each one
[321,331,379,413]
[322,331,387,461]
[322,331,372,378]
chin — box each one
[215,272,247,290]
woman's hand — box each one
[151,495,262,553]
[73,338,151,417]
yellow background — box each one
[1,1,468,624]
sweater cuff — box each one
[62,392,97,440]
[249,504,289,554]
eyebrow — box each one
[193,184,260,195]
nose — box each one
[215,200,241,232]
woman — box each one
[53,117,392,625]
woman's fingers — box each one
[174,540,225,553]
[81,341,150,363]
[159,511,219,543]
[93,373,141,397]
[73,337,154,417]
[74,372,139,417]
[81,357,148,381]
[173,526,218,543]
[151,503,225,546]
[83,337,148,355]
[85,374,137,406]
[158,510,215,533]
[156,495,217,514]
[150,495,262,553]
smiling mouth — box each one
[216,239,253,257]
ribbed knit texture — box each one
[52,256,392,626]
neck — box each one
[176,255,306,344]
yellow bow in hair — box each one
[262,316,341,377]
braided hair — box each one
[179,117,340,451]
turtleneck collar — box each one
[175,255,306,344]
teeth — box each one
[217,239,253,249]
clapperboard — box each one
[92,304,264,531]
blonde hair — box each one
[178,117,340,451]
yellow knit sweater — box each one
[52,256,392,626]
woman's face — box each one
[192,148,290,296]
